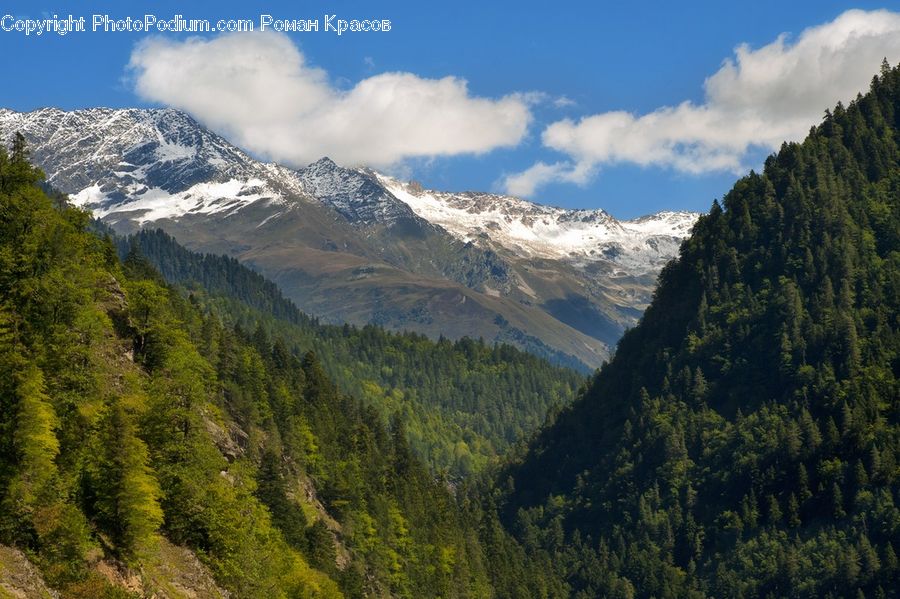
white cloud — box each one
[500,161,594,197]
[129,32,531,168]
[505,9,900,196]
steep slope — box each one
[0,107,696,369]
[0,545,58,599]
[0,145,342,598]
[381,175,699,352]
[499,64,900,597]
[0,143,572,598]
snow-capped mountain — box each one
[379,175,698,275]
[0,107,701,370]
[0,107,308,226]
[297,158,421,226]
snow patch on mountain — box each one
[154,140,197,163]
[70,178,275,225]
[0,107,312,224]
[377,175,700,274]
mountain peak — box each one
[310,156,338,169]
[296,158,418,226]
[0,106,303,223]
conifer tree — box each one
[1,364,59,542]
[93,400,163,560]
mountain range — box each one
[1,52,898,599]
[0,107,699,370]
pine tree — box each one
[766,494,782,526]
[11,131,27,163]
[93,400,163,560]
[787,493,800,528]
[255,449,308,549]
[1,365,59,542]
[883,543,897,573]
[832,483,846,519]
[306,519,337,573]
[797,463,812,502]
[0,133,42,190]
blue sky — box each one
[2,0,899,218]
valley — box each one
[0,107,698,371]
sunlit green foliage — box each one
[0,141,340,597]
[0,136,559,598]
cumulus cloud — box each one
[501,161,594,197]
[503,9,900,196]
[129,32,531,168]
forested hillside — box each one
[7,52,900,599]
[114,228,584,477]
[0,138,563,598]
[499,61,900,598]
